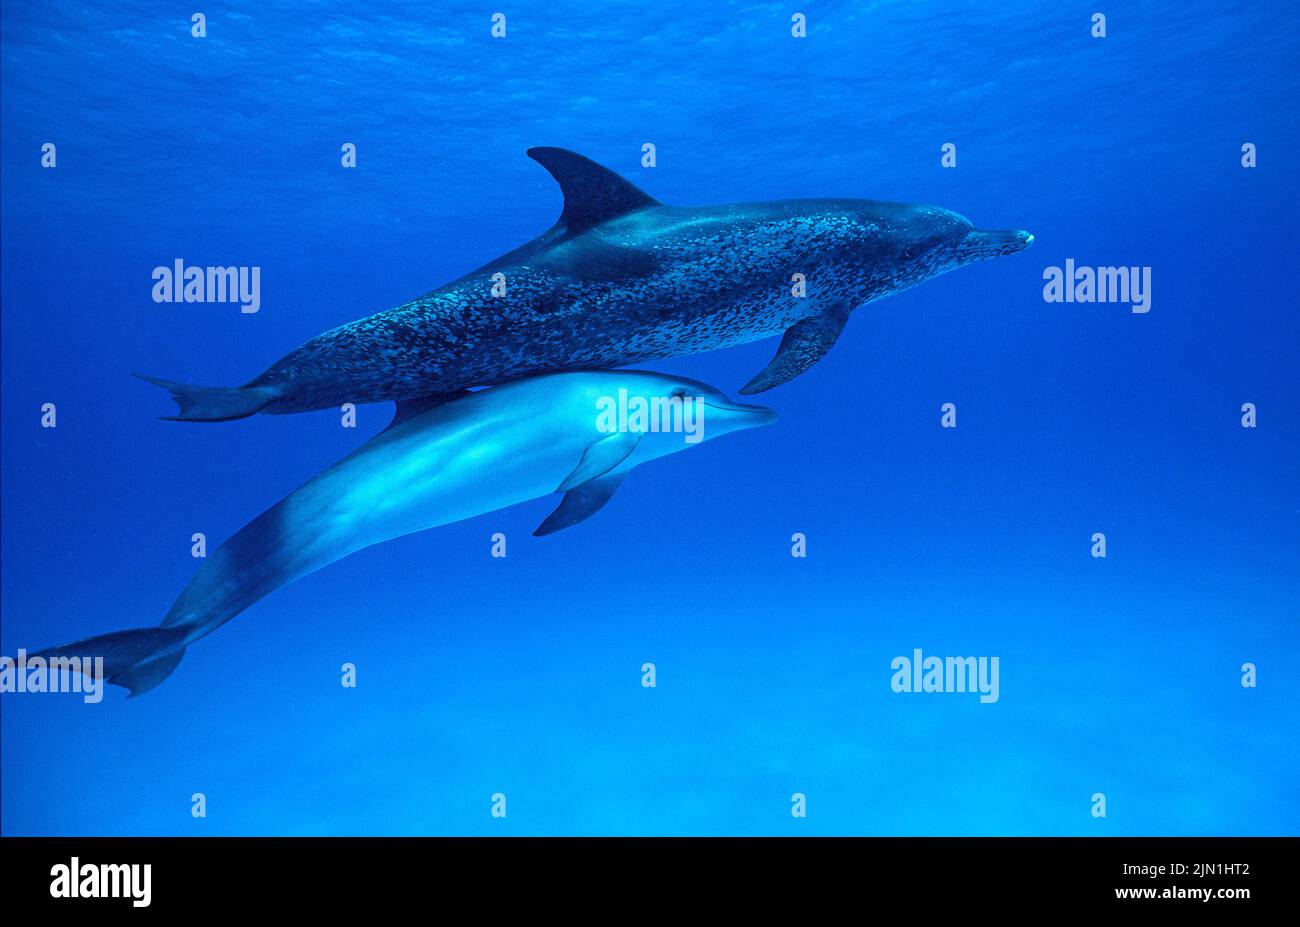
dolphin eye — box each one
[905,237,941,260]
[671,387,688,399]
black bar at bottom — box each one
[0,836,1289,912]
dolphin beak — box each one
[958,228,1034,262]
[706,399,778,428]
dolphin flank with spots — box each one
[139,147,1033,421]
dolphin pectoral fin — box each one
[534,473,627,537]
[526,147,660,234]
[557,432,642,492]
[384,390,471,432]
[739,306,851,395]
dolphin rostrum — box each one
[139,148,1033,421]
[33,370,775,695]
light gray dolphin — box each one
[33,370,774,695]
[139,147,1033,421]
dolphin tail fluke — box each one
[134,373,280,422]
[31,626,189,697]
[112,648,187,697]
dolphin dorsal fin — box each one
[527,147,659,234]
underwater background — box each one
[2,0,1296,836]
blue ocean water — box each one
[1,0,1296,836]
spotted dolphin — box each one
[33,370,774,695]
[140,147,1032,421]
